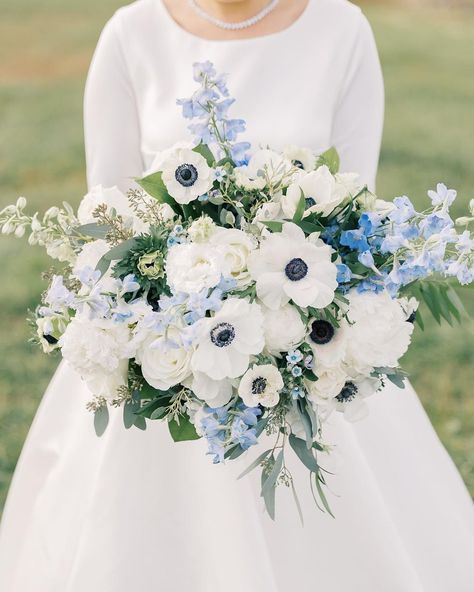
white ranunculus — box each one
[191,371,234,407]
[307,318,350,368]
[283,145,316,171]
[281,165,348,219]
[345,290,414,372]
[59,315,132,399]
[161,148,213,204]
[262,303,306,354]
[210,227,255,288]
[238,364,283,408]
[137,329,193,391]
[78,185,149,234]
[233,149,292,191]
[192,298,265,380]
[248,222,338,310]
[166,242,224,294]
[188,215,217,243]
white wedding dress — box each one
[1,1,473,590]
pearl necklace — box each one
[187,0,280,31]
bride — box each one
[0,1,473,590]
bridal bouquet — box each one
[2,62,473,519]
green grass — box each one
[0,1,473,512]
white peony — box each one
[78,185,149,234]
[262,303,306,354]
[59,315,132,399]
[161,148,213,204]
[281,166,349,220]
[137,329,193,391]
[210,227,255,288]
[190,371,234,407]
[283,145,316,171]
[238,364,283,408]
[248,222,338,310]
[233,149,292,191]
[307,365,348,401]
[345,290,414,372]
[192,298,265,380]
[166,242,224,294]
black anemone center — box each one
[305,197,316,208]
[310,320,335,345]
[285,257,308,281]
[43,334,58,345]
[175,163,198,187]
[210,322,235,348]
[336,381,358,403]
[251,377,267,395]
[292,159,304,169]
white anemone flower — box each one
[166,242,225,294]
[238,364,283,408]
[307,318,350,368]
[191,298,265,380]
[190,371,234,407]
[281,165,350,219]
[248,222,338,310]
[233,149,292,191]
[317,375,382,422]
[161,148,214,204]
[283,145,316,171]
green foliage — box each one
[316,146,340,174]
[168,416,200,442]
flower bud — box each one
[455,217,471,226]
[14,225,25,238]
[16,196,27,209]
[2,221,15,235]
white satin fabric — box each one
[1,1,473,590]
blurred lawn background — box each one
[0,0,473,513]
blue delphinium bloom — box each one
[45,275,76,311]
[419,211,453,239]
[388,196,416,224]
[427,182,457,207]
[336,263,352,284]
[236,404,262,427]
[340,228,370,252]
[230,418,257,450]
[359,212,382,235]
[357,276,384,293]
[320,223,339,247]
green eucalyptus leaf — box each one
[260,220,283,233]
[261,450,284,498]
[238,449,272,480]
[289,433,319,472]
[261,466,277,520]
[193,143,215,166]
[168,416,200,442]
[314,472,335,517]
[75,223,111,239]
[94,405,109,437]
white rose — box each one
[166,242,225,294]
[210,227,255,288]
[346,290,414,372]
[262,303,306,354]
[59,315,132,399]
[137,330,193,391]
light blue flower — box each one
[45,275,75,311]
[192,60,216,82]
[388,196,416,224]
[340,228,369,252]
[231,418,258,449]
[303,355,314,369]
[359,212,382,235]
[291,386,304,400]
[236,404,262,426]
[427,183,457,207]
[336,263,352,284]
[419,212,453,239]
[286,349,303,365]
[291,366,303,378]
[358,250,377,270]
[120,274,140,294]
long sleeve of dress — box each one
[84,15,144,192]
[331,13,384,191]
